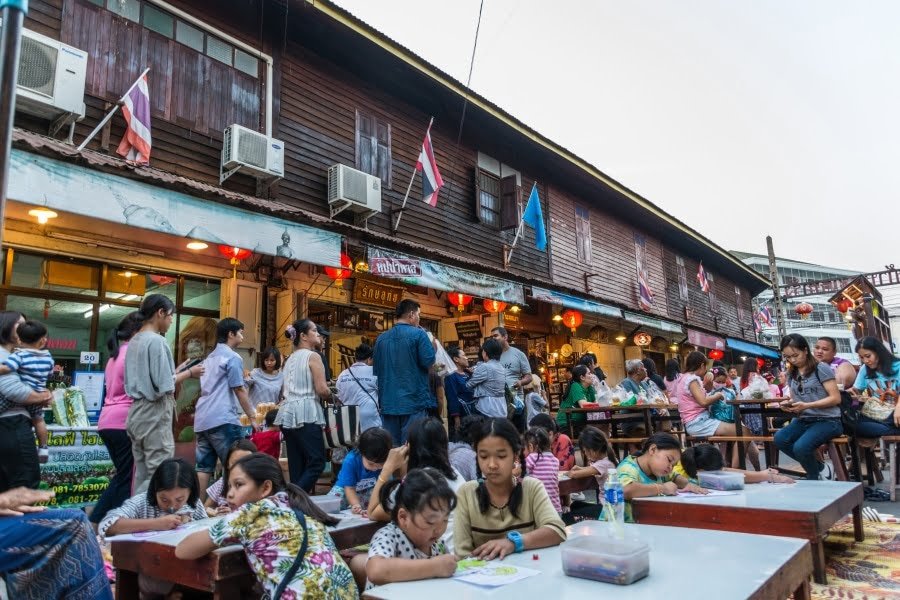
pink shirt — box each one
[664,375,681,397]
[675,374,708,424]
[97,343,133,430]
[525,451,561,512]
[590,457,616,489]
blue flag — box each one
[522,183,547,251]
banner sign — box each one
[39,426,113,509]
[531,286,622,318]
[352,276,404,309]
[367,247,525,304]
[687,328,726,350]
[622,310,684,334]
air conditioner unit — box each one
[327,163,381,226]
[15,27,87,133]
[221,124,284,184]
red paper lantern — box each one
[708,349,725,361]
[794,302,814,320]
[836,299,853,314]
[561,309,583,334]
[482,299,507,313]
[757,358,766,370]
[217,245,252,262]
[448,292,473,312]
[324,253,353,288]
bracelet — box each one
[655,483,662,496]
[377,476,388,484]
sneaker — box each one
[818,463,834,481]
[570,492,586,502]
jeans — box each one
[774,418,843,480]
[283,423,325,493]
[0,414,40,491]
[854,415,900,438]
[382,410,429,446]
[195,423,246,474]
[90,429,134,524]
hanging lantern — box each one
[757,357,766,370]
[836,298,853,314]
[482,299,507,313]
[150,274,176,286]
[448,292,473,312]
[218,245,253,279]
[633,331,653,347]
[708,348,725,361]
[560,309,583,334]
[794,302,814,320]
[324,253,353,287]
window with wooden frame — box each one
[67,0,263,138]
[675,256,689,300]
[355,110,392,187]
[707,272,718,312]
[474,169,519,229]
[575,205,592,264]
[735,286,746,322]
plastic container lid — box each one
[698,469,745,490]
[561,534,650,585]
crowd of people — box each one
[1,293,898,598]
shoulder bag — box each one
[272,507,310,600]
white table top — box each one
[634,480,862,512]
[363,524,809,599]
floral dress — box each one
[208,492,357,600]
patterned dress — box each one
[208,492,357,600]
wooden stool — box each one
[825,438,849,482]
[883,435,900,501]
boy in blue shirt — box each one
[329,427,392,513]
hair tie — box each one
[286,325,297,341]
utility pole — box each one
[0,0,28,250]
[766,235,787,339]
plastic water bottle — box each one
[604,467,625,537]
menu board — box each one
[454,320,484,361]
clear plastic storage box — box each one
[561,535,650,585]
[698,470,745,491]
[310,494,341,514]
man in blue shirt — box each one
[373,299,436,445]
[193,318,257,493]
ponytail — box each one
[107,311,143,359]
[138,293,175,322]
[379,467,456,524]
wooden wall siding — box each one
[548,185,669,317]
[276,44,550,280]
[23,0,63,39]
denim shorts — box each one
[195,423,246,473]
[685,412,722,437]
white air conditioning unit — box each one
[15,27,87,132]
[221,124,284,184]
[327,163,381,226]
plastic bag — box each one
[427,332,456,378]
[51,387,89,427]
[741,374,771,400]
[594,380,612,407]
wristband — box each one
[507,530,524,553]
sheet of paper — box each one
[105,517,221,545]
[454,558,541,587]
[675,489,741,498]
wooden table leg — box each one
[811,540,827,584]
[792,577,811,600]
[643,410,653,435]
[852,504,865,542]
[115,569,139,600]
[733,405,747,469]
[760,407,776,469]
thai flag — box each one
[759,306,774,327]
[753,313,762,334]
[116,73,152,165]
[416,125,443,207]
[638,270,654,311]
[697,262,710,293]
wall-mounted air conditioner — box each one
[15,27,87,135]
[327,163,381,226]
[221,124,284,186]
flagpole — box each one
[77,67,150,152]
[504,181,535,266]
[393,117,433,233]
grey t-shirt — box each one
[124,331,176,403]
[500,346,531,395]
[789,362,839,419]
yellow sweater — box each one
[453,477,567,556]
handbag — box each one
[322,403,360,449]
[273,506,310,600]
[860,396,896,422]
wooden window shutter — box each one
[473,167,484,223]
[499,174,520,230]
[356,111,375,176]
[375,120,391,187]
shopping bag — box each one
[322,403,360,449]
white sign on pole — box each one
[80,351,100,365]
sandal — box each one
[863,486,891,502]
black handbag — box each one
[272,507,310,600]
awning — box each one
[622,310,684,334]
[367,247,525,304]
[9,150,341,267]
[726,337,781,360]
[530,287,622,318]
[687,328,726,350]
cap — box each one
[316,325,330,337]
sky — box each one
[333,0,899,275]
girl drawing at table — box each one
[454,418,567,559]
[176,452,357,599]
[612,433,707,522]
[365,467,459,589]
[677,444,795,484]
[563,426,617,523]
[99,458,207,600]
[523,426,561,513]
[204,438,257,515]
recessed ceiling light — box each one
[186,240,208,250]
